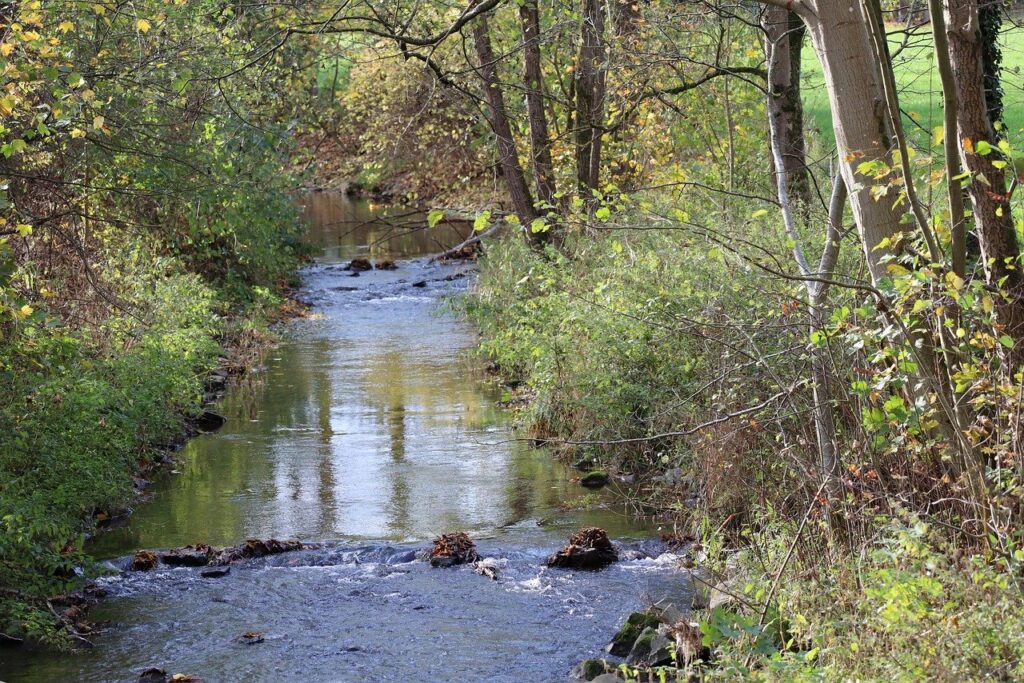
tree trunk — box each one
[945,0,1024,352]
[574,0,607,200]
[797,1,899,283]
[472,17,539,232]
[519,0,557,240]
[762,6,810,209]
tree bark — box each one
[797,1,900,283]
[574,0,607,200]
[945,0,1024,352]
[472,17,540,233]
[762,6,810,210]
[519,0,557,237]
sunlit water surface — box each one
[0,192,689,683]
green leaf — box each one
[530,218,548,233]
[427,209,444,228]
[976,140,993,156]
[1000,335,1016,349]
[750,208,769,219]
[473,210,491,232]
[595,206,611,220]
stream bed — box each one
[0,192,690,683]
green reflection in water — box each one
[89,191,652,559]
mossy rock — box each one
[572,658,613,681]
[607,610,662,657]
[626,626,674,667]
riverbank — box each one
[0,230,307,648]
[465,230,1024,681]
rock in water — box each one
[374,260,398,270]
[345,258,373,272]
[546,527,618,570]
[606,610,661,657]
[429,532,479,567]
[200,566,230,579]
[131,550,159,571]
[579,470,610,488]
[160,544,213,567]
[138,668,168,683]
[195,411,226,433]
[236,631,264,645]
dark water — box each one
[0,191,689,683]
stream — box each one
[0,191,690,683]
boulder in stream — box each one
[429,531,479,567]
[131,550,159,572]
[374,260,398,270]
[138,668,168,683]
[344,258,373,272]
[546,527,618,570]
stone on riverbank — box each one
[547,527,618,570]
[429,531,479,567]
[606,610,661,656]
[195,410,226,433]
[571,658,614,681]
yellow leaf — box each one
[932,126,944,147]
[15,224,32,237]
[945,271,965,291]
[136,18,151,33]
[70,128,86,138]
[963,137,974,154]
[0,43,14,57]
[58,20,75,33]
[18,304,33,318]
[92,115,105,130]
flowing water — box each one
[0,191,690,683]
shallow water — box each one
[0,192,689,683]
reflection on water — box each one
[300,190,472,261]
[0,190,668,683]
[89,190,648,558]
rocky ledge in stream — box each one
[131,538,310,572]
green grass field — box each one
[802,24,1024,152]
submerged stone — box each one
[138,668,168,683]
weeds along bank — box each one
[0,4,310,643]
[465,206,1024,679]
